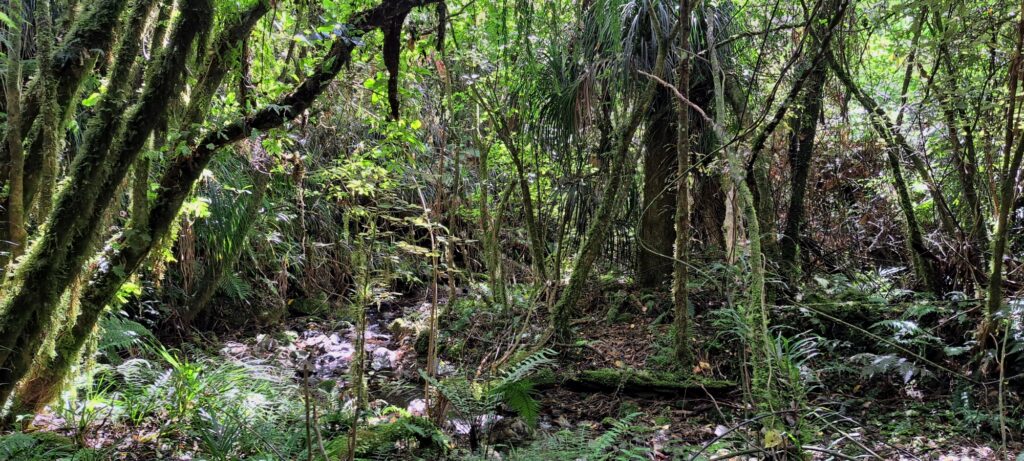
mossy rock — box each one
[325,416,444,459]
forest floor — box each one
[10,287,1019,460]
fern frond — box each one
[98,315,155,353]
[492,379,540,426]
[588,412,642,458]
[494,348,556,390]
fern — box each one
[422,348,556,423]
[589,412,643,459]
[850,352,931,383]
[98,314,154,354]
[421,372,490,417]
[492,379,540,426]
[218,271,253,300]
[493,348,557,390]
[0,432,96,461]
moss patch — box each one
[577,368,733,391]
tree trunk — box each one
[692,163,727,251]
[0,0,210,409]
[5,0,26,260]
[638,90,677,290]
[985,0,1024,328]
[1,0,441,414]
[33,0,59,226]
[779,34,829,282]
[828,55,946,294]
[498,131,548,284]
[550,34,668,341]
[671,0,694,365]
[4,0,130,223]
[931,12,989,285]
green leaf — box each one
[82,92,102,107]
[0,11,15,28]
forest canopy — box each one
[0,0,1023,458]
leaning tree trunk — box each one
[778,31,830,283]
[0,0,130,229]
[550,31,668,341]
[0,0,211,410]
[2,0,441,415]
[497,129,549,284]
[828,55,946,294]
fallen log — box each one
[535,367,735,397]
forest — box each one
[0,0,1022,458]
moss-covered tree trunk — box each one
[32,0,59,224]
[778,34,829,283]
[0,0,211,410]
[710,0,848,450]
[550,31,667,341]
[476,137,514,306]
[497,130,548,284]
[671,0,694,365]
[985,0,1024,331]
[828,56,946,294]
[129,0,174,234]
[3,0,442,415]
[0,0,130,227]
[5,0,26,261]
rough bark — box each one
[5,0,26,260]
[3,0,440,415]
[671,0,694,365]
[779,25,830,282]
[0,0,210,410]
[638,90,677,290]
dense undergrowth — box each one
[2,0,1024,458]
[1,267,1020,460]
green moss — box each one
[532,368,558,386]
[290,296,330,316]
[577,368,733,390]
